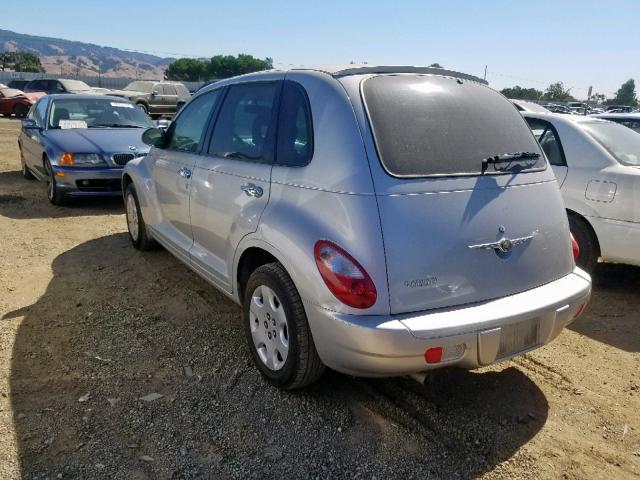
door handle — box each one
[241,183,263,198]
[178,167,192,179]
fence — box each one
[0,71,203,92]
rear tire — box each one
[45,159,66,205]
[244,263,325,389]
[125,183,157,251]
[13,104,28,118]
[569,214,598,272]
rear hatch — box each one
[360,74,574,314]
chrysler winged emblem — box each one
[468,228,537,254]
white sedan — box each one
[523,112,640,271]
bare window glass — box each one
[362,75,544,177]
[525,118,566,166]
[208,82,279,163]
[276,81,313,166]
[166,91,220,152]
[163,85,177,95]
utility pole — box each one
[483,65,487,81]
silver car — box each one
[123,65,592,389]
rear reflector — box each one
[573,303,586,319]
[425,347,443,364]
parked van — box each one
[123,65,591,389]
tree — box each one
[164,58,208,81]
[542,82,575,102]
[500,85,544,100]
[429,63,443,68]
[0,51,45,72]
[164,54,273,81]
[608,79,637,106]
[207,54,273,79]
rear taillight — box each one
[314,240,377,309]
[571,233,580,261]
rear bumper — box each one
[52,165,123,196]
[304,268,591,377]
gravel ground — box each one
[0,117,639,479]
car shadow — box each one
[0,170,123,219]
[568,263,640,352]
[5,233,548,478]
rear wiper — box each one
[481,151,540,174]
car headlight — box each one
[59,152,107,167]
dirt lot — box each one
[0,117,639,479]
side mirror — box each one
[22,118,39,130]
[142,127,166,148]
[151,90,159,97]
[155,118,171,130]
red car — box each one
[0,88,45,118]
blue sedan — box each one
[18,94,153,205]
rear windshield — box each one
[582,121,640,166]
[362,75,544,177]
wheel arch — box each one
[567,208,601,258]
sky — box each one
[2,0,639,99]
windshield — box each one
[61,80,92,92]
[48,98,154,129]
[124,81,154,93]
[362,75,544,177]
[582,121,640,166]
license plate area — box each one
[497,319,540,358]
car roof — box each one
[522,111,615,127]
[286,64,487,83]
[590,113,640,119]
[205,64,486,85]
[44,94,135,102]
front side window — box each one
[525,118,566,166]
[582,121,640,166]
[165,90,220,152]
[208,82,279,163]
[51,81,65,93]
[362,75,545,177]
[33,100,48,127]
[276,81,313,166]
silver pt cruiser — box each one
[123,65,592,389]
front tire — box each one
[569,214,598,272]
[244,263,325,389]
[125,183,157,250]
[45,159,66,205]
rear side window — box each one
[165,90,220,152]
[276,81,313,166]
[362,75,544,177]
[208,82,279,163]
[162,85,177,95]
[526,118,566,166]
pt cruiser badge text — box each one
[404,277,438,288]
